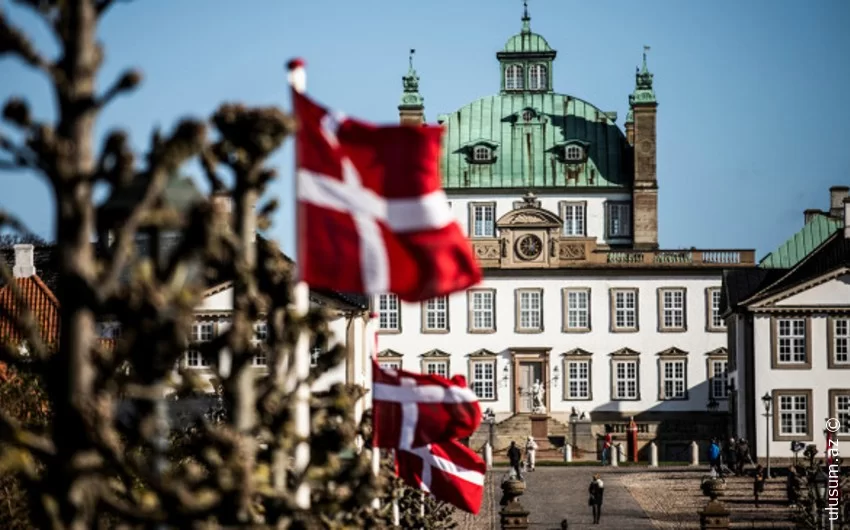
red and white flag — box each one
[372,360,481,450]
[288,60,482,302]
[396,440,486,514]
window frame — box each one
[467,289,496,333]
[610,349,640,401]
[376,349,403,371]
[558,200,587,237]
[514,288,544,333]
[421,296,450,333]
[468,202,496,239]
[828,389,850,439]
[706,350,729,400]
[606,201,632,238]
[562,349,593,401]
[609,288,639,333]
[468,356,498,401]
[421,350,450,378]
[472,145,493,162]
[657,287,687,332]
[657,351,688,401]
[772,389,813,442]
[705,287,726,332]
[376,294,401,334]
[770,316,812,370]
[528,64,548,91]
[827,316,850,369]
[564,145,584,162]
[562,287,591,333]
[505,64,524,91]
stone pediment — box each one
[562,348,593,357]
[657,346,689,357]
[421,349,450,358]
[377,349,403,358]
[496,207,561,229]
[609,347,640,357]
[468,348,498,358]
[705,347,728,357]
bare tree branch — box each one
[95,69,142,110]
[0,13,54,76]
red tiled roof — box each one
[0,275,60,345]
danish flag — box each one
[396,440,486,514]
[371,360,481,450]
[288,59,482,302]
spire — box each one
[399,48,424,109]
[630,45,656,105]
[521,0,531,33]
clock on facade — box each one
[515,234,543,260]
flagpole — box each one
[392,448,400,527]
[369,311,381,510]
[286,58,311,510]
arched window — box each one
[565,145,584,162]
[473,145,493,162]
[528,64,548,90]
[522,109,536,122]
[505,65,524,91]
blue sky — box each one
[2,0,849,258]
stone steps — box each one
[469,414,571,454]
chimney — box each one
[803,208,823,225]
[844,197,850,239]
[13,244,35,278]
[830,185,850,218]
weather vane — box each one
[409,48,415,69]
[523,0,529,18]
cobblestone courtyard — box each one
[452,467,796,529]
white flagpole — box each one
[287,58,311,510]
[369,312,381,510]
[392,448,400,527]
[420,490,425,517]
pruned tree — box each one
[0,1,387,528]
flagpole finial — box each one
[286,57,307,94]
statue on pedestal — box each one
[531,379,546,414]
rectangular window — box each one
[470,361,496,400]
[378,361,401,371]
[563,289,590,331]
[611,289,638,331]
[185,350,210,368]
[706,288,725,331]
[253,351,267,367]
[709,359,729,399]
[192,322,214,342]
[659,288,686,331]
[660,360,687,400]
[776,318,807,364]
[560,202,586,237]
[607,202,632,238]
[834,393,850,435]
[310,346,323,368]
[423,296,449,332]
[566,360,590,400]
[516,289,543,331]
[470,203,495,238]
[778,394,809,436]
[613,360,638,400]
[831,318,849,366]
[253,322,267,342]
[469,290,495,332]
[424,360,449,378]
[377,294,400,332]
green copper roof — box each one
[503,31,553,54]
[439,93,630,189]
[630,46,656,106]
[399,49,424,109]
[759,213,842,268]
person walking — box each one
[588,473,604,524]
[507,441,523,479]
[708,438,723,478]
[525,435,538,472]
[601,430,613,466]
[753,464,766,507]
[724,437,738,475]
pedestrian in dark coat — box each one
[507,441,523,479]
[753,464,766,507]
[588,473,604,524]
[725,437,738,475]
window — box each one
[562,288,590,332]
[185,350,210,368]
[377,351,402,371]
[505,64,524,90]
[424,360,448,378]
[564,358,591,400]
[379,360,401,371]
[528,64,547,90]
[422,296,449,332]
[515,289,543,332]
[253,350,267,367]
[377,294,400,332]
[610,288,638,332]
[829,390,850,436]
[559,201,586,237]
[564,145,584,162]
[469,203,496,238]
[468,289,495,332]
[607,202,632,238]
[612,359,639,400]
[658,288,687,331]
[659,359,687,400]
[828,317,850,368]
[470,361,496,400]
[253,322,267,342]
[310,346,322,368]
[775,392,811,439]
[472,145,492,162]
[771,317,811,368]
[192,322,214,342]
[521,109,535,121]
[709,359,729,399]
[706,288,725,331]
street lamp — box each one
[569,408,579,455]
[761,392,773,479]
[813,468,828,503]
[484,408,496,449]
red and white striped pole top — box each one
[286,58,306,94]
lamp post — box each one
[569,408,579,456]
[813,468,828,530]
[484,408,496,449]
[761,392,773,479]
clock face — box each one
[516,234,543,260]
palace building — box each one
[373,7,756,459]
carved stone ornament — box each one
[558,242,586,260]
[515,234,543,260]
[473,241,500,260]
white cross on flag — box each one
[290,86,482,302]
[396,440,486,514]
[372,360,481,450]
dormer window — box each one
[473,146,493,162]
[522,109,536,122]
[565,145,584,162]
[528,64,548,90]
[505,64,524,91]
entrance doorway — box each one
[517,361,543,413]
